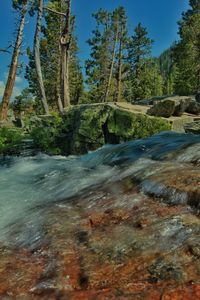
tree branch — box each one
[0,49,10,53]
[44,7,66,17]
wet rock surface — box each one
[0,132,200,299]
[185,121,200,134]
[1,186,200,299]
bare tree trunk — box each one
[0,2,28,120]
[117,32,123,102]
[60,0,71,108]
[56,0,64,113]
[57,90,63,112]
[57,39,64,113]
[57,28,64,113]
[104,23,119,102]
[34,0,49,114]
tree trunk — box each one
[57,43,63,113]
[116,31,123,102]
[57,42,63,113]
[60,0,71,108]
[34,0,49,115]
[104,22,119,102]
[56,1,63,113]
[0,2,28,120]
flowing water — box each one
[0,131,200,299]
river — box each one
[0,131,200,299]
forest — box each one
[1,0,200,120]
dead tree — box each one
[116,30,123,102]
[0,1,28,120]
[34,0,49,114]
[60,0,72,108]
[104,20,119,102]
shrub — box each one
[30,112,63,154]
[0,127,24,154]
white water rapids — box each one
[0,131,199,248]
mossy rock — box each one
[108,107,171,142]
[147,99,176,118]
[30,104,171,155]
[60,104,171,155]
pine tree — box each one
[173,0,200,95]
[159,46,176,95]
[86,9,112,103]
[86,7,128,103]
[126,23,154,101]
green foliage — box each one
[11,88,35,116]
[125,24,163,101]
[12,0,27,10]
[85,9,113,102]
[127,22,153,67]
[159,46,177,95]
[30,112,63,154]
[85,3,200,101]
[173,1,200,95]
[0,127,24,154]
[86,7,128,102]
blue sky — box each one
[0,0,189,99]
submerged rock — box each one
[148,257,185,282]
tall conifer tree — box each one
[173,0,200,95]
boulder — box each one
[30,104,171,155]
[147,99,176,118]
[173,98,192,116]
[60,104,171,154]
[184,121,200,134]
[147,97,193,118]
[185,100,200,115]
